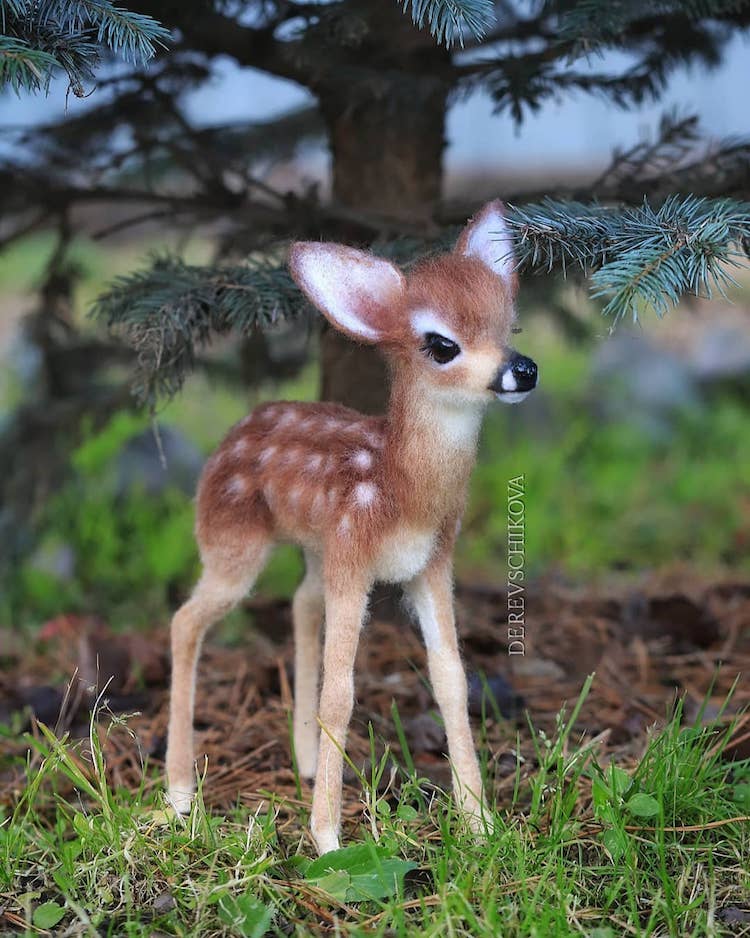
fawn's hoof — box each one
[464,802,494,838]
[293,736,319,781]
[167,786,195,815]
[311,824,340,856]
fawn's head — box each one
[290,200,537,409]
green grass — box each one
[2,682,749,936]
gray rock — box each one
[688,325,750,381]
[114,425,203,496]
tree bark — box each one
[315,19,450,414]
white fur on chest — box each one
[372,527,436,584]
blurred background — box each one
[1,1,749,641]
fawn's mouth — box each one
[495,389,532,405]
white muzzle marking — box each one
[495,390,531,405]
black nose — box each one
[511,353,538,391]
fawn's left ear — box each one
[289,242,405,344]
[455,199,518,296]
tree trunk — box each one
[316,37,449,413]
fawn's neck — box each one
[383,372,485,523]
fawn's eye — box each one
[422,332,460,365]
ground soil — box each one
[2,570,749,832]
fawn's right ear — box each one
[289,242,405,344]
[455,199,519,297]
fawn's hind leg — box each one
[166,537,270,813]
[292,552,324,778]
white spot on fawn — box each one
[351,449,372,471]
[306,453,323,472]
[276,408,297,429]
[363,429,384,448]
[233,438,250,457]
[226,475,247,498]
[338,513,351,534]
[354,482,377,508]
[289,486,303,507]
[258,445,277,466]
[310,490,325,520]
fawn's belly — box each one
[371,527,436,584]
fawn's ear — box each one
[289,242,405,343]
[455,199,518,296]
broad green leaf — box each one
[609,765,630,797]
[33,901,66,929]
[306,844,382,877]
[625,793,660,818]
[601,827,627,861]
[305,843,417,903]
[217,892,273,938]
[349,857,417,901]
[591,777,611,813]
[397,804,419,821]
[311,869,351,902]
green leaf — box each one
[397,804,419,821]
[33,901,66,929]
[312,869,351,902]
[591,776,611,812]
[305,843,417,903]
[601,827,627,861]
[217,892,273,938]
[732,782,750,811]
[609,765,631,797]
[625,793,660,818]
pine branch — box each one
[1,0,170,93]
[457,1,750,123]
[39,1,170,62]
[505,196,750,321]
[0,35,60,91]
[591,114,750,202]
[555,0,750,48]
[400,0,495,47]
[91,254,309,405]
[591,112,702,193]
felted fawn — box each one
[165,200,538,855]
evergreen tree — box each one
[1,0,749,561]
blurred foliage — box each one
[7,411,198,626]
[462,346,750,577]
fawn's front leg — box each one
[406,556,488,828]
[309,575,369,855]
